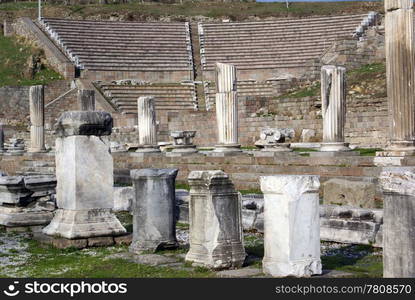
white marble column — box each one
[136,96,160,153]
[320,65,350,152]
[185,170,246,269]
[383,0,415,155]
[214,63,241,152]
[260,175,322,277]
[78,89,96,111]
[28,85,46,153]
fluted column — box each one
[136,96,160,153]
[78,89,95,111]
[214,63,241,152]
[28,85,46,153]
[384,0,415,155]
[320,65,350,152]
[0,123,5,153]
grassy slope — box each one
[0,1,383,21]
[0,35,63,87]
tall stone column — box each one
[0,123,5,153]
[136,96,160,153]
[260,175,322,277]
[320,65,350,152]
[78,89,95,111]
[383,0,415,155]
[380,168,415,277]
[185,170,246,269]
[43,111,126,239]
[214,63,241,152]
[129,168,179,253]
[28,85,46,153]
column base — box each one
[42,208,126,239]
[136,145,161,153]
[319,142,351,152]
[263,258,322,277]
[214,144,242,153]
[185,243,246,270]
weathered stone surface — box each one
[320,65,350,152]
[24,175,56,198]
[261,175,322,277]
[255,128,292,152]
[380,167,415,277]
[54,111,113,137]
[0,205,53,227]
[28,85,46,153]
[113,186,134,212]
[185,170,246,269]
[0,176,31,205]
[323,178,377,208]
[107,252,179,266]
[88,236,115,247]
[114,234,133,246]
[129,168,178,252]
[78,89,95,111]
[320,205,383,247]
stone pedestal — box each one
[380,168,415,277]
[214,63,241,153]
[43,111,126,239]
[170,131,197,153]
[320,65,350,152]
[185,170,246,269]
[78,89,96,111]
[0,123,5,153]
[129,168,179,253]
[379,0,415,156]
[260,175,322,277]
[136,96,160,153]
[28,85,46,153]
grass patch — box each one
[277,82,320,99]
[292,147,318,152]
[0,2,383,21]
[355,148,383,156]
[176,183,190,191]
[239,189,262,195]
[0,35,63,87]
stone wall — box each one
[168,94,388,148]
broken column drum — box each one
[136,96,160,153]
[260,175,322,277]
[42,111,126,239]
[170,131,198,153]
[129,168,179,253]
[383,0,415,154]
[28,85,46,153]
[78,89,96,111]
[185,170,246,269]
[320,65,350,152]
[380,168,415,277]
[214,63,241,152]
